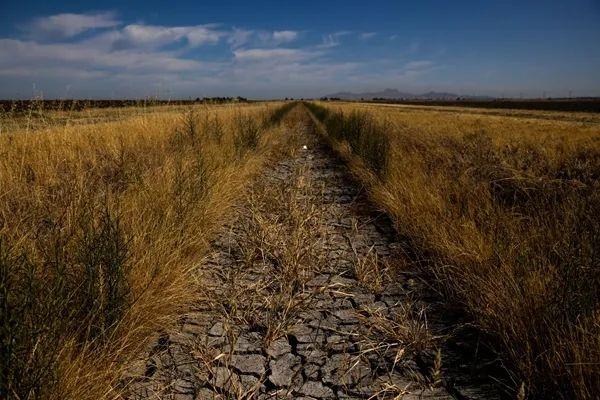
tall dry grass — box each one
[306,102,600,399]
[0,102,295,399]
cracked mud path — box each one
[123,110,500,399]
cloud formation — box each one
[271,30,299,44]
[317,31,351,48]
[114,24,224,48]
[27,12,120,40]
[0,39,204,73]
[0,11,438,98]
[234,48,318,63]
[360,32,377,40]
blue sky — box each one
[0,0,599,99]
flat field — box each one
[0,102,293,399]
[1,102,598,400]
[307,101,600,399]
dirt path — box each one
[122,109,500,399]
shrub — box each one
[307,103,390,177]
[0,200,129,399]
[234,114,261,157]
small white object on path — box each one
[302,145,308,150]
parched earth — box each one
[122,109,502,399]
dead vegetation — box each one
[205,160,328,345]
[224,110,327,342]
[119,107,456,399]
[306,101,600,399]
[0,102,295,399]
[4,98,596,399]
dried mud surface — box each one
[123,112,502,399]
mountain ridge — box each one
[323,88,491,100]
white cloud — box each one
[79,26,220,52]
[317,31,352,48]
[117,24,224,48]
[319,34,340,48]
[27,12,120,39]
[0,39,203,73]
[228,28,254,48]
[256,30,300,46]
[227,29,299,49]
[233,48,318,63]
[1,11,415,98]
[0,65,109,79]
[272,30,298,44]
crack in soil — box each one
[121,109,503,399]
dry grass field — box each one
[306,101,600,399]
[1,101,598,400]
[0,102,295,399]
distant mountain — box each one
[324,89,413,100]
[416,91,462,100]
[323,88,490,100]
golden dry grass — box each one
[352,101,600,125]
[0,101,266,134]
[0,102,293,399]
[307,102,600,399]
